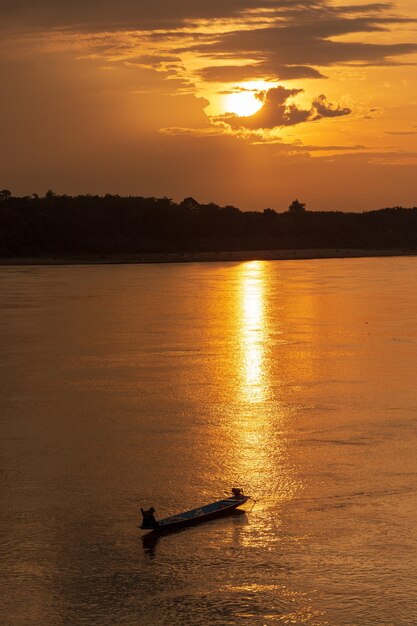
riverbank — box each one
[1,248,416,266]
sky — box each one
[1,0,416,211]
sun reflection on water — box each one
[239,260,267,404]
[231,261,300,523]
[234,262,278,501]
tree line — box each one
[0,191,416,257]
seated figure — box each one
[140,506,159,529]
[231,488,245,500]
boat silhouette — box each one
[139,488,249,533]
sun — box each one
[222,81,275,117]
[224,91,263,117]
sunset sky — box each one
[1,0,416,211]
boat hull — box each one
[140,497,249,533]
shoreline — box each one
[1,248,417,266]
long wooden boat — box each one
[140,492,249,533]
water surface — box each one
[1,258,417,625]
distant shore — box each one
[1,248,417,266]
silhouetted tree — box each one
[0,189,11,202]
[181,197,200,210]
[288,199,306,214]
[0,192,416,257]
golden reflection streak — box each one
[230,262,300,533]
[239,260,267,404]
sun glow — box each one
[222,81,276,117]
[224,90,264,117]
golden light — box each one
[229,261,298,525]
[221,81,276,117]
[239,260,267,403]
[224,90,263,117]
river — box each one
[1,258,416,625]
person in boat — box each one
[231,488,245,500]
[141,507,159,528]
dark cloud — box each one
[274,65,326,80]
[127,55,182,66]
[2,1,416,89]
[194,24,417,72]
[318,149,417,163]
[0,0,311,31]
[217,86,351,129]
[334,3,391,12]
[200,64,325,82]
[384,130,417,135]
[312,94,351,118]
[301,144,367,151]
[189,6,417,81]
